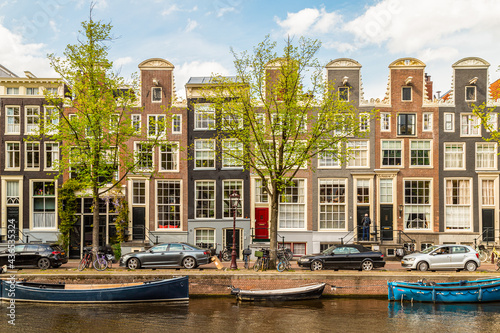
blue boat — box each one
[388,278,500,303]
[0,276,188,303]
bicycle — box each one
[93,252,108,271]
[276,253,291,272]
[475,244,489,262]
[78,248,93,271]
[253,248,270,271]
[490,245,500,261]
[277,246,293,261]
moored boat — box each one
[231,283,326,301]
[0,276,188,303]
[388,278,500,303]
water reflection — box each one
[1,298,500,333]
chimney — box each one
[425,73,433,101]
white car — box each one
[401,245,481,272]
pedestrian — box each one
[362,214,371,241]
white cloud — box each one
[275,8,341,36]
[161,4,179,16]
[185,19,198,33]
[0,23,55,77]
[114,56,133,68]
[217,7,236,18]
[174,61,231,100]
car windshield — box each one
[322,246,336,255]
[421,245,439,254]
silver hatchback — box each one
[401,245,480,272]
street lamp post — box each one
[230,190,240,270]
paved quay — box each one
[5,259,500,297]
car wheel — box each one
[465,261,477,272]
[37,258,51,270]
[361,260,374,271]
[310,260,323,271]
[182,257,197,269]
[127,258,141,270]
[418,261,429,272]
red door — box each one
[255,208,269,239]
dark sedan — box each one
[297,244,385,271]
[119,242,212,269]
[0,244,68,269]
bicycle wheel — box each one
[253,258,262,271]
[479,250,489,262]
[93,258,108,271]
[77,258,87,271]
[277,260,286,272]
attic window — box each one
[338,87,349,101]
[152,87,162,102]
[465,86,476,102]
[402,87,412,101]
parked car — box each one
[0,244,68,269]
[401,244,480,272]
[297,244,385,271]
[119,242,212,269]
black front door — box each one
[7,207,20,241]
[380,205,394,241]
[225,229,241,259]
[482,209,495,242]
[133,207,146,240]
[357,206,370,240]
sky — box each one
[0,0,499,101]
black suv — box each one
[0,244,68,269]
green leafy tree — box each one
[472,66,500,144]
[44,12,166,255]
[206,36,376,265]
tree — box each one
[472,66,500,145]
[43,12,166,256]
[206,36,375,265]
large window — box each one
[476,143,497,170]
[279,179,305,229]
[132,180,146,204]
[148,115,166,137]
[194,104,215,130]
[44,107,59,135]
[222,139,243,168]
[410,140,431,167]
[445,179,471,230]
[135,142,153,170]
[195,229,215,249]
[33,181,56,229]
[194,139,215,169]
[6,142,20,169]
[397,114,415,135]
[404,180,431,230]
[319,179,346,229]
[357,179,370,204]
[223,180,243,218]
[159,143,179,171]
[379,179,393,203]
[255,179,268,203]
[25,142,40,169]
[318,149,340,168]
[25,107,40,134]
[461,114,480,136]
[381,140,402,166]
[6,106,20,134]
[45,143,59,170]
[347,141,368,167]
[444,143,465,169]
[157,180,181,229]
[482,180,495,206]
[195,181,215,219]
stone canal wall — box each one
[8,272,500,297]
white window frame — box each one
[318,178,347,230]
[156,180,182,229]
[172,114,182,134]
[460,114,481,137]
[381,140,403,167]
[25,142,40,170]
[152,87,162,102]
[195,180,215,219]
[486,113,498,132]
[44,106,59,135]
[255,178,269,203]
[475,142,497,170]
[6,87,19,95]
[194,103,215,130]
[25,106,40,135]
[338,86,349,102]
[195,228,216,249]
[422,113,433,132]
[194,139,216,169]
[444,178,472,231]
[465,86,476,102]
[397,113,416,135]
[132,180,146,205]
[26,87,39,95]
[222,180,243,219]
[481,179,495,207]
[403,179,432,231]
[148,115,166,138]
[159,142,179,172]
[318,147,340,169]
[409,140,432,168]
[278,179,306,230]
[444,142,465,170]
[444,113,455,132]
[131,114,141,133]
[379,178,393,204]
[134,142,154,171]
[6,106,20,134]
[347,140,369,168]
[31,180,57,230]
[359,113,369,132]
[6,142,20,170]
[222,139,243,169]
[402,86,412,101]
[381,113,390,132]
[44,142,59,171]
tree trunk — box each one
[268,186,280,269]
[92,185,100,261]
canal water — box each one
[2,298,500,332]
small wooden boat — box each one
[0,276,188,303]
[388,278,500,303]
[231,283,326,301]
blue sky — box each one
[1,0,499,100]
